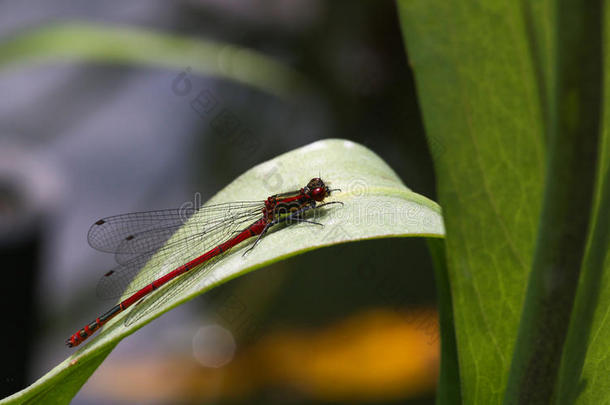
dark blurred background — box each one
[0,1,439,404]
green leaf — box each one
[556,158,610,405]
[398,0,609,403]
[397,1,547,403]
[1,139,444,404]
[504,0,603,402]
[554,4,610,402]
[0,22,308,97]
[427,239,461,404]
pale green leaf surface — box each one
[1,139,444,404]
[0,22,308,97]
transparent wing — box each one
[88,201,262,254]
[92,202,263,299]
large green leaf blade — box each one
[556,154,610,405]
[398,2,546,403]
[503,0,603,402]
[1,139,444,404]
[555,2,610,398]
[399,0,610,403]
[427,239,461,404]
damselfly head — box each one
[306,177,331,202]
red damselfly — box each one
[66,178,341,347]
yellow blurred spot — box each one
[254,308,439,401]
[84,308,439,403]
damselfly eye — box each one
[306,178,319,188]
[311,187,325,201]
